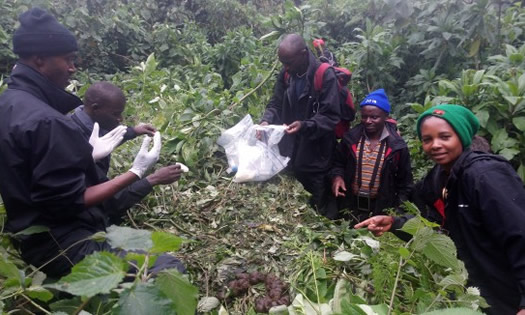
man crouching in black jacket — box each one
[0,7,184,277]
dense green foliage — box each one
[1,0,525,314]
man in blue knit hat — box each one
[328,89,413,221]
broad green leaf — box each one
[475,109,489,128]
[332,278,350,313]
[498,148,519,160]
[512,116,525,131]
[25,286,53,302]
[410,103,425,113]
[358,304,389,315]
[491,128,509,152]
[399,217,425,236]
[333,251,357,262]
[472,70,484,85]
[398,247,411,259]
[116,283,175,315]
[106,225,152,251]
[47,252,127,297]
[340,301,367,315]
[125,252,157,270]
[413,227,434,251]
[49,297,82,313]
[14,225,50,236]
[422,234,458,270]
[0,256,23,287]
[150,231,183,254]
[438,274,466,290]
[518,163,525,182]
[156,269,198,315]
[144,53,157,76]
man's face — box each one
[361,106,387,136]
[278,47,308,76]
[92,95,125,131]
[38,52,77,89]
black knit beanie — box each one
[13,7,78,56]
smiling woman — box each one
[356,104,525,315]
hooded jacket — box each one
[329,122,413,214]
[261,50,340,172]
[0,63,107,264]
[395,150,525,314]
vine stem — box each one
[388,255,404,315]
[309,252,322,315]
[228,59,280,111]
[179,108,221,128]
[21,293,52,315]
[388,240,415,315]
[27,235,96,279]
[73,297,91,315]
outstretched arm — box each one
[354,215,394,237]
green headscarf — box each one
[416,104,480,148]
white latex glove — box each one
[130,132,161,178]
[89,123,127,161]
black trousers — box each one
[294,170,339,220]
[19,228,185,278]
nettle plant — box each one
[284,203,487,315]
[0,225,197,314]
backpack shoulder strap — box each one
[314,63,331,92]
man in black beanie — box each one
[0,8,184,277]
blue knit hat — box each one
[360,89,390,113]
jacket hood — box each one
[448,150,510,185]
[7,62,82,114]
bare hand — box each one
[133,123,156,136]
[256,121,269,140]
[354,215,394,237]
[332,176,346,197]
[517,309,525,315]
[286,121,302,134]
[146,164,183,186]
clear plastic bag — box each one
[217,114,290,183]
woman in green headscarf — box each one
[356,104,525,315]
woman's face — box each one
[420,116,463,171]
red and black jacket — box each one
[329,121,413,214]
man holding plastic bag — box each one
[259,34,341,218]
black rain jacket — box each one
[329,122,413,214]
[0,63,107,264]
[261,50,340,172]
[395,150,525,314]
